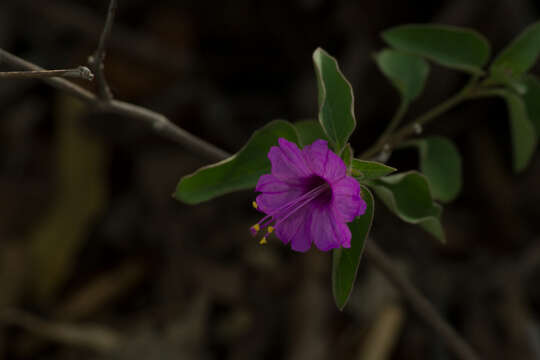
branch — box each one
[365,242,480,360]
[88,0,117,100]
[0,48,228,161]
[101,100,231,160]
[0,66,94,80]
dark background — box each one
[1,0,540,359]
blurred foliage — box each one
[29,95,108,303]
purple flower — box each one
[251,138,366,252]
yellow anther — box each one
[267,226,274,234]
[252,224,260,232]
[259,237,267,245]
[252,201,258,209]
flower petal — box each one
[255,175,303,214]
[302,140,346,182]
[332,176,366,222]
[275,207,312,252]
[267,138,311,182]
[310,205,352,251]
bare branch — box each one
[365,242,481,360]
[0,49,96,103]
[0,48,228,161]
[101,99,231,160]
[0,66,94,81]
[0,47,481,360]
[88,0,117,101]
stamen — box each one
[252,201,258,209]
[273,185,328,228]
[268,183,328,218]
[250,224,260,236]
[250,181,330,245]
[252,183,327,231]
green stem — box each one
[360,77,479,159]
[467,88,507,99]
[370,99,409,152]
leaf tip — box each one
[312,46,326,61]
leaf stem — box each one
[467,88,508,99]
[366,99,409,158]
[361,77,478,159]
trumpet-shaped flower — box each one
[251,138,366,252]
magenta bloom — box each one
[251,138,366,252]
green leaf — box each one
[174,120,298,204]
[370,171,445,242]
[491,21,540,77]
[351,159,396,180]
[486,66,528,94]
[418,203,445,242]
[313,47,356,153]
[404,136,462,203]
[523,74,540,135]
[374,49,430,102]
[294,120,329,147]
[381,24,490,74]
[500,91,538,172]
[332,185,374,310]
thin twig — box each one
[0,66,94,81]
[102,99,231,160]
[0,49,96,103]
[88,0,117,100]
[0,48,228,161]
[0,50,481,360]
[365,242,481,360]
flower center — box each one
[302,175,333,205]
[251,176,332,244]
